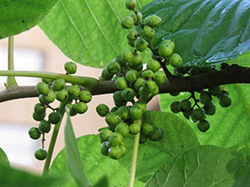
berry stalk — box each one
[6,36,17,88]
[0,70,99,91]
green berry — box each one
[144,15,162,28]
[108,132,123,147]
[79,90,92,103]
[149,128,163,141]
[134,101,147,112]
[74,102,88,114]
[146,59,161,72]
[34,103,46,114]
[142,123,155,136]
[183,110,192,119]
[134,78,145,91]
[100,129,113,142]
[143,80,158,94]
[36,82,49,95]
[43,90,56,104]
[197,120,210,132]
[105,112,121,129]
[154,71,166,85]
[111,106,119,113]
[64,62,77,74]
[158,41,174,58]
[96,104,109,117]
[116,106,129,120]
[115,122,129,137]
[121,88,135,101]
[170,53,183,68]
[129,11,142,24]
[143,25,155,40]
[66,104,77,117]
[125,0,136,10]
[107,61,121,74]
[135,37,148,52]
[204,102,216,115]
[67,85,81,99]
[38,120,51,133]
[130,106,144,120]
[191,108,205,122]
[115,77,128,90]
[128,54,143,68]
[133,63,143,71]
[101,68,113,80]
[121,16,134,29]
[170,101,180,113]
[101,141,110,156]
[108,146,123,159]
[52,79,66,91]
[208,86,221,96]
[219,94,232,107]
[42,78,53,84]
[56,89,69,102]
[122,51,133,63]
[139,133,147,143]
[142,70,155,80]
[48,112,61,124]
[200,91,212,104]
[34,149,48,161]
[32,111,46,122]
[28,127,41,140]
[127,30,138,41]
[113,91,126,104]
[129,122,141,134]
[125,70,139,84]
[179,100,191,111]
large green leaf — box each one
[119,111,200,183]
[49,134,145,187]
[159,84,250,148]
[64,112,91,186]
[146,145,250,187]
[39,0,152,68]
[0,163,61,186]
[0,148,9,167]
[142,0,250,66]
[0,0,58,39]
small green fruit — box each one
[105,112,122,128]
[139,133,147,143]
[108,146,123,159]
[107,61,121,74]
[197,120,210,132]
[43,90,56,103]
[113,91,126,104]
[52,79,66,91]
[149,128,163,141]
[108,132,123,147]
[142,70,155,80]
[34,103,46,114]
[35,149,48,160]
[129,122,141,134]
[121,16,134,29]
[134,101,147,112]
[38,120,51,133]
[79,90,92,103]
[204,102,216,115]
[101,141,110,156]
[191,108,205,122]
[135,37,148,52]
[56,89,69,102]
[67,85,81,99]
[179,100,191,111]
[142,123,155,136]
[100,129,113,142]
[200,91,212,104]
[129,11,142,24]
[42,78,53,84]
[116,106,129,120]
[96,104,109,117]
[115,77,128,90]
[66,104,77,116]
[125,0,136,10]
[130,106,144,120]
[28,127,41,140]
[122,50,134,63]
[74,102,88,114]
[115,122,129,137]
[36,82,49,95]
[64,62,77,74]
[143,25,155,40]
[208,86,221,96]
[125,70,139,84]
[128,53,143,68]
[146,59,161,72]
[121,88,135,101]
[101,68,113,80]
[48,112,61,124]
[154,71,166,85]
[127,30,138,41]
[134,78,145,91]
[33,111,46,122]
[219,94,232,107]
[170,101,181,113]
[144,15,162,28]
[170,53,183,68]
[158,42,174,58]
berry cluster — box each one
[170,81,232,132]
[96,0,166,160]
[29,62,92,160]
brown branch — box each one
[0,65,250,103]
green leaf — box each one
[0,148,9,167]
[159,84,250,148]
[39,0,153,68]
[119,111,200,183]
[0,0,58,39]
[227,51,250,65]
[142,0,250,66]
[146,145,250,187]
[49,134,145,187]
[64,112,91,187]
[0,163,61,186]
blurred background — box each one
[0,26,160,174]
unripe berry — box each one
[149,128,163,141]
[144,15,162,28]
[183,110,192,119]
[108,146,123,159]
[38,120,51,133]
[43,90,56,103]
[134,78,145,91]
[101,68,113,80]
[121,88,135,101]
[28,127,41,140]
[64,62,77,74]
[108,132,123,147]
[127,30,138,41]
[78,90,92,103]
[42,78,53,84]
[96,104,109,117]
[48,112,61,124]
[122,51,133,63]
[191,108,205,122]
[36,82,49,95]
[115,122,129,137]
[74,102,88,114]
[130,106,144,120]
[116,106,129,120]
[52,79,66,91]
[158,41,174,58]
[35,149,47,161]
[56,89,69,102]
[129,11,142,24]
[134,101,147,112]
[143,80,158,94]
[208,86,221,96]
[67,85,80,99]
[139,133,147,143]
[115,77,128,90]
[129,122,141,134]
[197,120,210,132]
[143,26,155,40]
[142,70,155,80]
[107,61,121,74]
[204,102,216,115]
[219,94,232,107]
[154,71,166,85]
[105,112,121,129]
[170,53,183,68]
[135,37,148,52]
[125,0,136,10]
[34,103,46,114]
[128,53,143,68]
[121,16,134,29]
[33,111,46,122]
[179,100,191,111]
[170,101,180,113]
[100,129,113,142]
[113,91,126,104]
[142,123,155,136]
[125,70,139,84]
[133,63,143,71]
[146,59,161,72]
[66,104,77,116]
[200,91,212,105]
[101,141,110,156]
